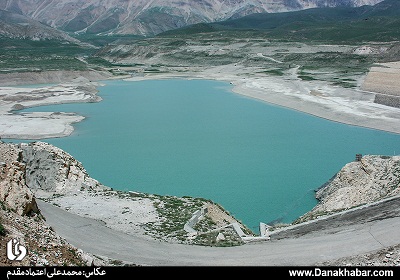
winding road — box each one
[37,197,400,266]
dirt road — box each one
[37,197,400,266]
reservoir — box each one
[16,79,400,233]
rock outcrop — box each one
[307,155,400,216]
[20,141,109,198]
[0,161,38,216]
[0,141,124,266]
[0,143,38,216]
[0,10,81,43]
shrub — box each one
[0,223,5,236]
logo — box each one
[7,238,27,261]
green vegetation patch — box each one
[194,227,244,247]
[298,75,316,81]
[262,69,285,76]
[0,39,91,73]
[280,52,375,86]
[0,222,5,236]
[143,195,210,242]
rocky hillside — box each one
[20,142,108,198]
[297,154,400,222]
[0,10,80,42]
[0,0,383,36]
[0,142,116,266]
[279,153,400,266]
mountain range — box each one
[162,0,400,42]
[0,9,79,42]
[0,0,384,36]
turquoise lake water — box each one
[13,79,400,233]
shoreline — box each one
[231,83,400,136]
[0,77,104,140]
[1,66,400,140]
[124,67,400,135]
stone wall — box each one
[361,62,400,108]
[374,94,400,108]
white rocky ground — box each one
[311,155,400,215]
[0,77,104,139]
